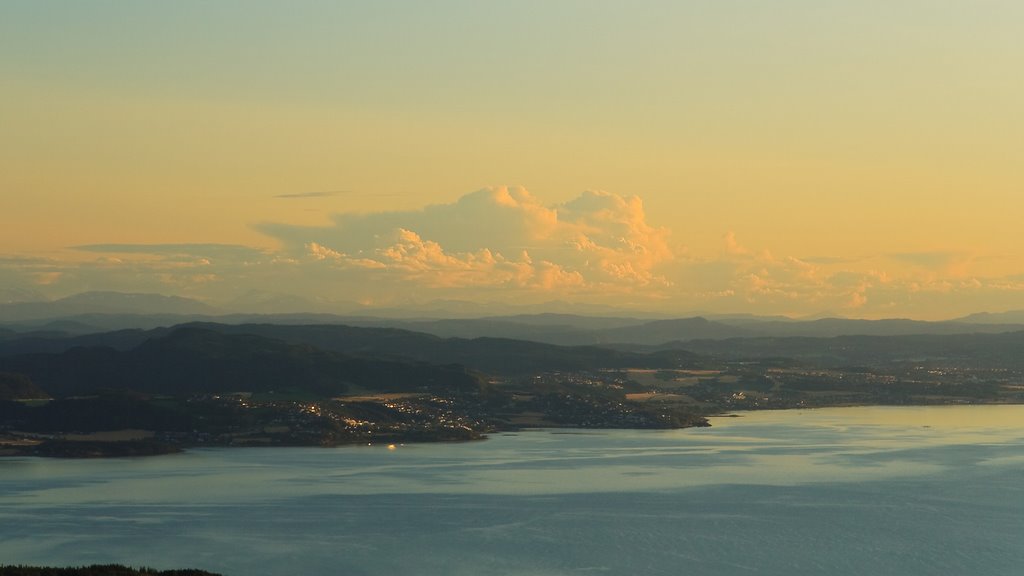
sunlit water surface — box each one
[2,406,1023,575]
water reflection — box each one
[1,406,1022,575]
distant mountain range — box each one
[4,319,1024,401]
[0,322,703,387]
[5,310,1022,455]
[952,310,1024,324]
[4,291,1024,345]
[670,330,1024,370]
[0,291,221,322]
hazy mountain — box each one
[953,310,1024,325]
[189,323,704,375]
[235,315,753,346]
[365,318,595,345]
[225,290,318,314]
[356,314,748,343]
[0,291,221,322]
[1,310,751,346]
[358,299,670,320]
[660,330,1024,369]
[32,319,108,334]
[0,287,46,304]
[701,313,797,324]
[4,292,1024,345]
[723,317,1024,338]
[59,291,218,313]
[223,290,369,315]
[597,317,756,344]
[347,314,1011,345]
[485,313,646,329]
[0,327,157,356]
[0,321,706,380]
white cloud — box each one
[4,188,1024,319]
[263,186,671,297]
[306,242,344,261]
[303,227,584,291]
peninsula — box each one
[3,322,1023,457]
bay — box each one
[2,405,1023,575]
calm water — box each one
[2,406,1023,575]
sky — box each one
[2,1,1024,319]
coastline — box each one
[5,397,1022,459]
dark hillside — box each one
[190,323,706,374]
[0,327,482,398]
[675,331,1024,369]
[0,372,48,400]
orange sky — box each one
[3,2,1024,319]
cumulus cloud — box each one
[5,188,1023,319]
[303,226,584,291]
[659,230,1024,318]
[260,186,672,297]
[723,231,750,256]
[888,250,977,279]
[306,242,345,261]
[666,234,909,315]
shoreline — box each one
[5,399,1022,459]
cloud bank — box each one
[3,187,1024,319]
[258,187,673,298]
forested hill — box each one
[180,322,704,375]
[0,324,716,452]
[0,326,483,399]
[0,322,706,387]
[4,322,1024,455]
